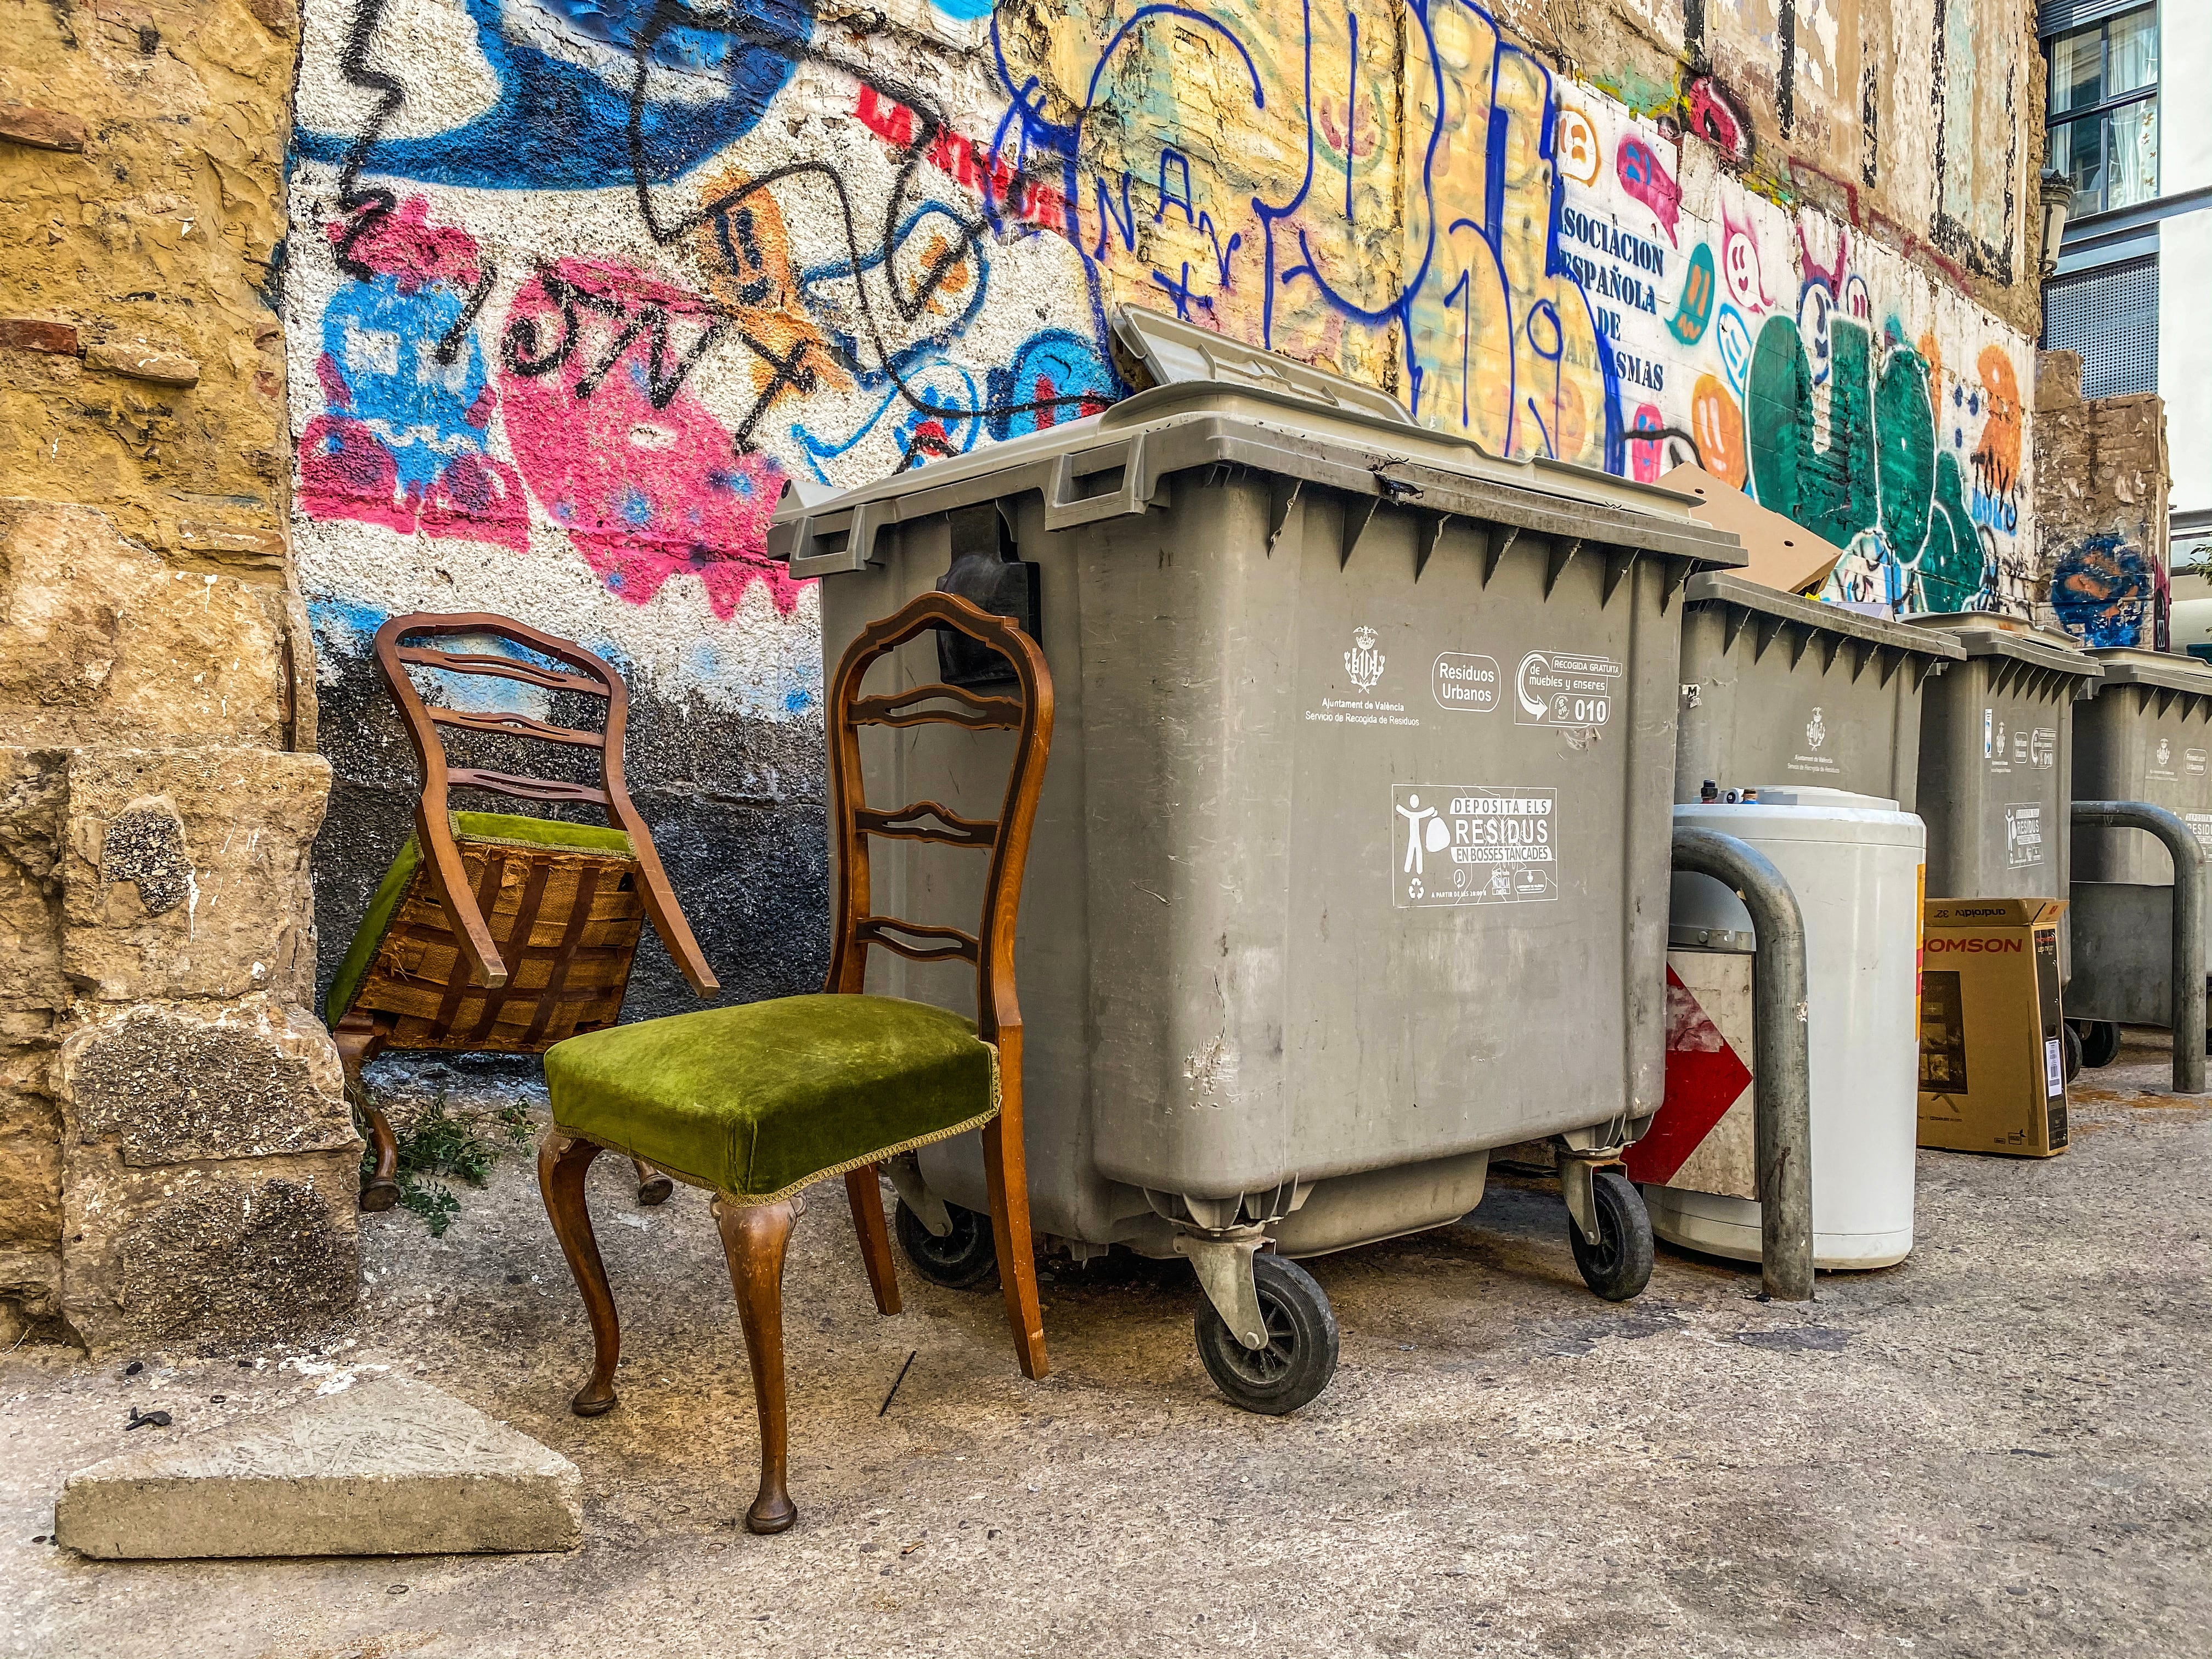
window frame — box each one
[2045,3,2160,217]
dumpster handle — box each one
[1042,436,1152,531]
[2071,802,2208,1095]
[1671,827,1816,1302]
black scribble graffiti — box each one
[320,0,1114,459]
[498,269,727,410]
[329,0,497,368]
[615,0,1111,440]
[730,331,822,452]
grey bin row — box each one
[765,304,2198,1415]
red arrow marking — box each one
[1623,964,1754,1184]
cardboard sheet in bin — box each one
[1657,463,1846,597]
[1918,898,2070,1157]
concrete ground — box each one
[4,1036,2209,1659]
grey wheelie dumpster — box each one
[2067,648,2212,1063]
[1911,617,2101,984]
[770,307,1743,1413]
[1673,574,1963,806]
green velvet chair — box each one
[537,590,1055,1534]
[327,612,719,1211]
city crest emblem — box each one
[1805,706,1827,752]
[1345,625,1385,693]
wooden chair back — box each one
[371,612,719,1003]
[823,591,1054,1057]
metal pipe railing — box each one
[1671,827,1815,1302]
[2072,802,2207,1095]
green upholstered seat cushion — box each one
[323,812,634,1027]
[543,995,998,1203]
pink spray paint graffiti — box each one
[496,258,803,619]
[298,198,530,550]
[1616,137,1681,246]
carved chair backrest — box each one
[823,591,1054,1049]
[372,612,716,996]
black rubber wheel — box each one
[1568,1169,1655,1302]
[2062,1022,2083,1084]
[2076,1019,2122,1070]
[1193,1254,1339,1415]
[894,1198,998,1289]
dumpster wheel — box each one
[894,1198,998,1290]
[1568,1170,1654,1302]
[2070,1019,2122,1070]
[1194,1255,1339,1415]
[2062,1022,2083,1083]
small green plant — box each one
[358,1091,535,1237]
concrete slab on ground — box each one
[53,1374,581,1559]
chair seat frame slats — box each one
[537,588,1057,1537]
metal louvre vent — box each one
[2044,258,2159,398]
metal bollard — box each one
[1671,827,1816,1302]
[2071,802,2208,1096]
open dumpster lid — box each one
[2082,647,2212,699]
[1909,614,2103,681]
[1683,571,1965,662]
[769,308,1747,580]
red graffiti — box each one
[1617,136,1681,245]
[1684,75,1753,169]
[325,195,483,294]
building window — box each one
[2046,4,2159,217]
[2044,257,2159,397]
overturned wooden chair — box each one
[325,612,720,1211]
[537,590,1052,1533]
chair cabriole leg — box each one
[539,1133,621,1417]
[716,1195,800,1534]
[844,1165,902,1316]
[632,1157,675,1206]
[981,1118,1048,1380]
[335,1024,398,1213]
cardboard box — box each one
[1918,898,2069,1156]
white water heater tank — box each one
[1651,788,1926,1270]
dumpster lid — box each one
[1108,303,1420,431]
[1907,614,2103,680]
[2081,647,2212,698]
[1682,572,1965,662]
[770,308,1747,577]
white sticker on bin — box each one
[2005,803,2045,868]
[1514,652,1618,729]
[2045,1036,2064,1097]
[1392,787,1558,908]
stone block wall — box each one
[0,735,354,1355]
[2,1,358,1353]
[2034,349,2171,650]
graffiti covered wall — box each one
[286,0,2044,998]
